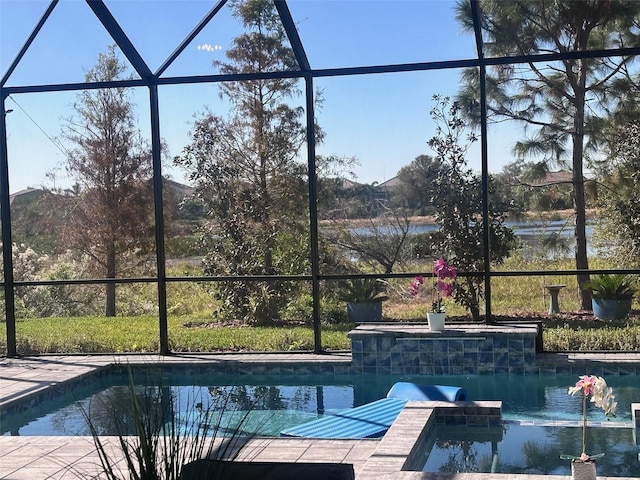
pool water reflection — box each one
[2,371,637,437]
[411,423,639,478]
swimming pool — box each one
[2,369,637,437]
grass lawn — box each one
[0,315,353,354]
[1,310,639,354]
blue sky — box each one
[1,0,517,194]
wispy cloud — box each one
[197,43,223,52]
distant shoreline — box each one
[329,209,596,228]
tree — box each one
[494,159,574,213]
[455,0,640,310]
[61,45,155,317]
[175,0,311,324]
[426,96,515,321]
[484,159,527,217]
[594,122,640,263]
[312,153,359,220]
[327,201,412,274]
[394,155,445,215]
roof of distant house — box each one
[9,188,45,206]
[536,170,574,186]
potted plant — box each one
[560,375,617,480]
[410,258,456,332]
[582,273,636,320]
[338,278,389,323]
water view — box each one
[350,219,596,258]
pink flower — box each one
[569,375,598,397]
[410,259,457,313]
[433,258,447,275]
[438,280,454,297]
[410,275,423,297]
[565,374,617,461]
[434,258,457,279]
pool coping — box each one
[1,352,639,479]
[0,352,353,417]
[3,350,639,417]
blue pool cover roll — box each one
[386,382,467,402]
[280,382,467,439]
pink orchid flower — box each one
[563,374,616,462]
[410,259,457,313]
[433,258,457,279]
[409,275,423,297]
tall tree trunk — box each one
[573,161,591,311]
[466,277,481,322]
[105,241,116,317]
[573,82,591,311]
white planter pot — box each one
[427,312,446,332]
[571,460,596,480]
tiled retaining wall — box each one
[349,323,541,375]
[349,323,640,375]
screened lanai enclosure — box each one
[2,0,639,357]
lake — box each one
[349,219,597,258]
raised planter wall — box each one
[348,323,541,375]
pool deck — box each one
[1,352,639,479]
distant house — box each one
[535,170,574,186]
[9,188,45,207]
[526,169,577,210]
[332,177,362,190]
[331,175,402,206]
[163,177,194,200]
[377,176,400,192]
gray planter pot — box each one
[347,301,383,323]
[592,297,633,320]
[571,459,596,480]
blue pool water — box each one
[2,371,638,438]
[411,423,640,478]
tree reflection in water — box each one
[421,424,638,477]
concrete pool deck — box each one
[1,352,639,479]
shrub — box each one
[425,96,515,320]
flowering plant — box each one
[410,258,456,313]
[560,375,617,462]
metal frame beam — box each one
[470,0,492,322]
[2,0,639,357]
[86,0,153,81]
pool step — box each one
[280,397,408,439]
[281,383,468,439]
